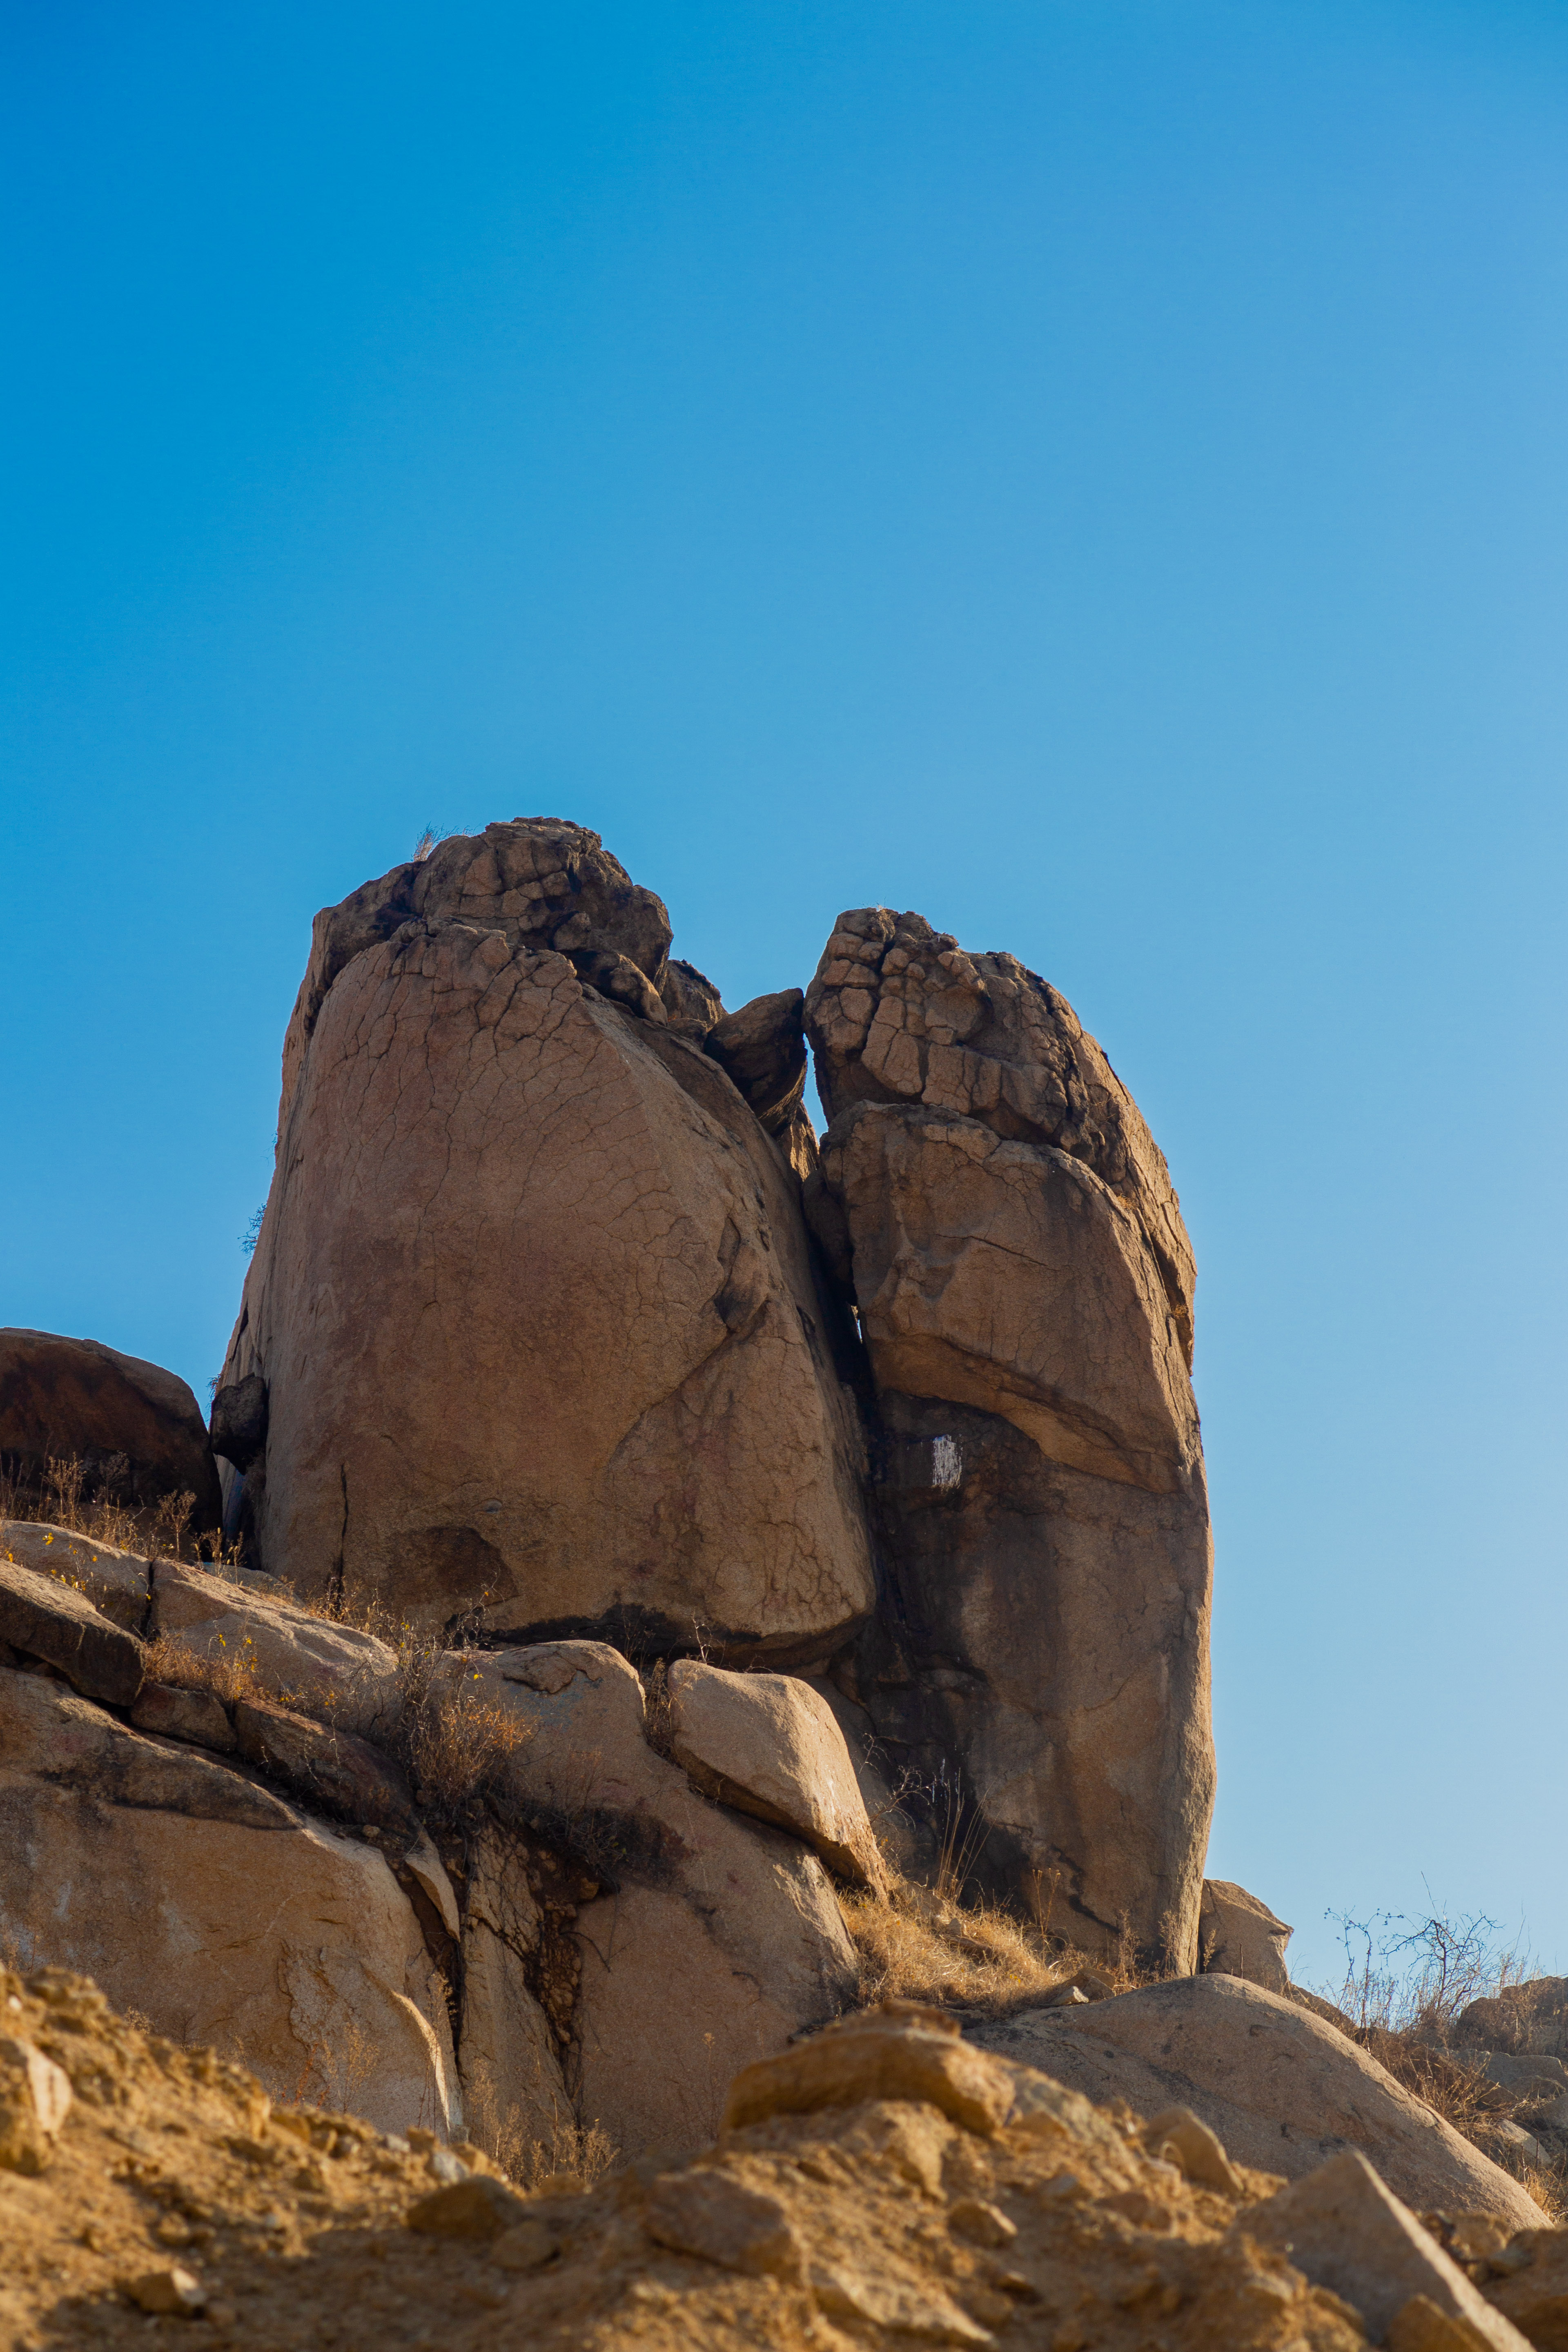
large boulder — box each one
[444,1641,861,2156]
[0,1557,145,1706]
[0,1668,460,2137]
[806,908,1212,1968]
[970,1973,1546,2231]
[0,1330,220,1530]
[221,821,873,1657]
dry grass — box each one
[838,1866,1156,2018]
[462,2060,617,2192]
[143,1627,267,1709]
[0,1455,242,1572]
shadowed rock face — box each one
[222,821,874,1658]
[806,907,1213,1971]
[0,1330,221,1531]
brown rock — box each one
[703,989,808,1135]
[222,822,873,1655]
[1200,1878,1293,1994]
[643,2169,803,2278]
[666,1659,886,1888]
[129,1680,235,1753]
[1246,2149,1531,2349]
[120,2265,206,2316]
[659,957,726,1038]
[0,1670,460,2137]
[1457,1982,1568,2059]
[1143,2104,1245,2195]
[806,910,1212,1968]
[209,1372,268,1472]
[405,2174,532,2238]
[0,1328,220,1529]
[445,1642,860,2157]
[456,1824,572,2160]
[0,1559,145,1708]
[0,2034,73,2173]
[231,1698,414,1833]
[1483,2228,1568,2347]
[971,1974,1546,2230]
[723,2008,1017,2137]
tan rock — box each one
[804,907,1195,1362]
[1457,1980,1568,2059]
[971,1974,1546,2230]
[0,1521,149,1632]
[405,2174,532,2238]
[722,2008,1017,2137]
[643,2168,803,2278]
[658,956,726,1038]
[457,1824,572,2162]
[121,2265,206,2316]
[0,1329,221,1530]
[806,911,1212,1969]
[0,1558,145,1708]
[703,989,807,1135]
[152,1559,400,1712]
[1200,1878,1294,1994]
[231,1697,414,1833]
[1143,2103,1245,2194]
[0,1669,460,2138]
[1483,2227,1568,2345]
[403,1829,460,1938]
[1246,2149,1531,2349]
[0,2034,73,2173]
[666,1659,886,1888]
[223,823,873,1655]
[447,1642,860,2157]
[129,1680,235,1752]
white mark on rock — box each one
[931,1436,962,1490]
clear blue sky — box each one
[5,1,1565,1987]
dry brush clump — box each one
[0,1454,239,1572]
[838,1865,1160,2019]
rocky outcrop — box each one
[805,907,1212,1969]
[444,1641,861,2155]
[0,1330,220,1530]
[221,820,873,1659]
[703,990,808,1136]
[665,1659,885,1889]
[0,1669,459,2136]
[0,1558,145,1706]
[969,1974,1546,2231]
[1199,1878,1293,1993]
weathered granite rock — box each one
[129,1680,236,1751]
[152,1559,400,1713]
[222,822,872,1654]
[456,1825,573,2160]
[806,908,1212,1968]
[0,1559,145,1707]
[0,1669,460,2136]
[443,1641,860,2155]
[231,1697,414,1833]
[666,1659,885,1889]
[0,1330,221,1530]
[970,1975,1546,2231]
[0,1522,149,1632]
[657,957,726,1038]
[1199,1878,1293,1993]
[209,1372,268,1473]
[1457,1981,1568,2059]
[704,990,808,1136]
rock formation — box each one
[218,819,873,1663]
[0,1329,220,1530]
[804,907,1213,1969]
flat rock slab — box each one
[666,1658,884,1887]
[970,1973,1546,2232]
[0,1558,145,1707]
[232,1697,414,1833]
[153,1560,400,1711]
[0,1522,149,1633]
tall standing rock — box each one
[222,820,873,1659]
[805,907,1213,1970]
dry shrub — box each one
[463,2060,617,2191]
[143,1628,267,1709]
[839,1867,1157,2018]
[0,1454,242,1573]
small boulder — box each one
[659,958,726,1038]
[643,2169,803,2279]
[666,1659,886,1889]
[153,1559,399,1713]
[0,1559,145,1707]
[120,2266,206,2318]
[405,2174,532,2239]
[1143,2104,1245,2195]
[232,1698,414,1833]
[703,990,808,1135]
[723,2006,1017,2138]
[129,1681,235,1753]
[1246,2149,1531,2350]
[1199,1878,1292,1994]
[209,1373,268,1474]
[0,1328,221,1528]
[1483,2227,1568,2345]
[0,2034,73,2173]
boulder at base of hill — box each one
[1200,1878,1293,1993]
[1247,2150,1531,2350]
[665,1659,886,1889]
[0,1330,221,1530]
[444,1641,860,2156]
[969,1973,1546,2232]
[0,1668,460,2138]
